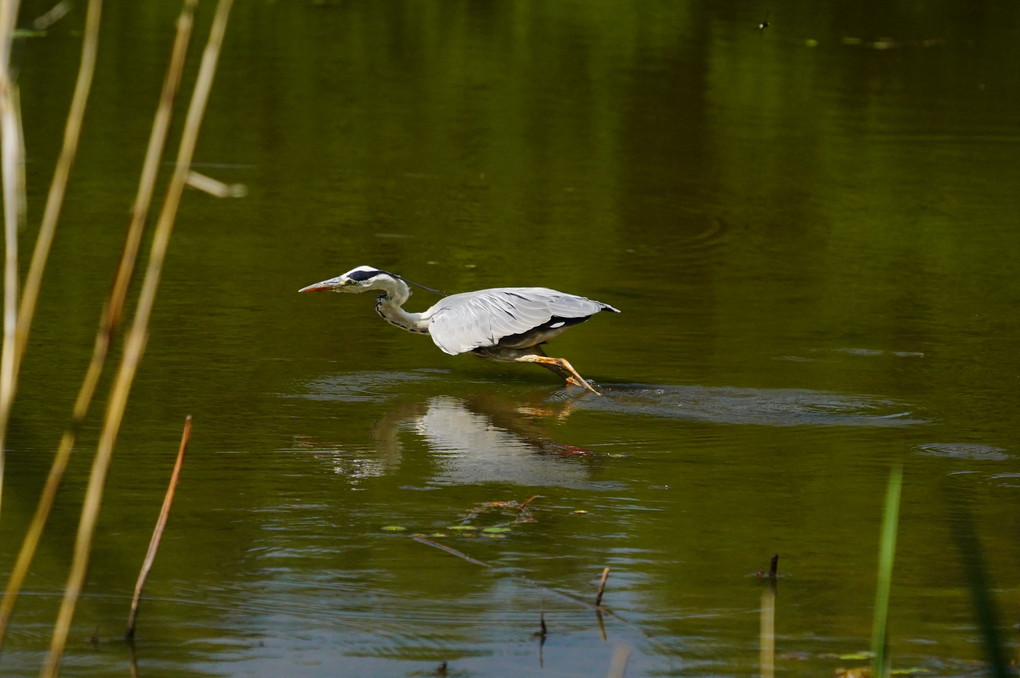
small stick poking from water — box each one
[519,494,540,509]
[595,567,610,608]
[755,552,780,579]
[126,415,192,640]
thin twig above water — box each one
[126,416,192,640]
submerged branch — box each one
[411,535,492,568]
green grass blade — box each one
[871,463,902,678]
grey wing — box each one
[424,287,617,355]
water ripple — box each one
[915,443,1010,461]
[583,384,922,428]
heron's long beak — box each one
[298,276,347,293]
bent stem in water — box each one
[126,415,192,640]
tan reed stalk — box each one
[13,0,102,375]
[0,0,25,530]
[0,0,199,646]
[41,2,234,674]
[125,415,191,640]
[0,0,102,526]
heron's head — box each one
[299,266,399,294]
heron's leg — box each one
[513,353,601,396]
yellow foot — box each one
[566,375,601,396]
[513,353,603,396]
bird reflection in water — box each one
[294,392,595,487]
[374,394,595,487]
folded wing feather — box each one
[424,287,614,355]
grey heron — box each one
[299,266,619,394]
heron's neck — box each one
[372,277,429,334]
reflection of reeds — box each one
[759,577,775,678]
[606,643,630,678]
[947,491,1011,678]
[42,2,235,672]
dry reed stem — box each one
[0,0,20,67]
[0,0,102,500]
[0,0,198,648]
[595,566,610,608]
[41,1,234,674]
[126,415,191,640]
[0,0,25,530]
[13,0,102,377]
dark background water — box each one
[2,0,1019,675]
